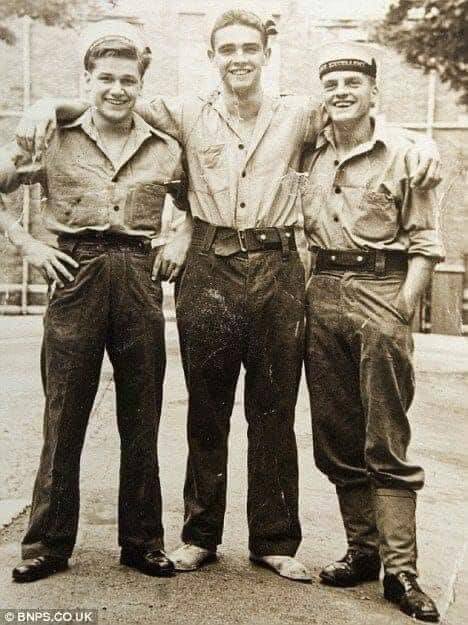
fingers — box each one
[415,158,441,190]
[15,119,33,153]
[56,250,79,269]
[152,249,163,281]
[50,257,75,283]
[35,119,54,161]
[43,261,63,288]
[167,262,182,283]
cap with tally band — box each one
[79,17,150,66]
[317,41,378,79]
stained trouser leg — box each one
[244,251,304,556]
[105,249,166,552]
[176,250,244,551]
[304,274,378,552]
[22,250,109,559]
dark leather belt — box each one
[58,232,150,251]
[192,218,296,257]
[312,247,408,275]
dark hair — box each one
[84,37,151,77]
[210,9,270,50]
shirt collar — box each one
[61,108,171,145]
[316,115,389,152]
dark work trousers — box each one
[304,272,425,493]
[22,237,166,560]
[175,235,305,556]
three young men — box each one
[302,42,444,621]
[11,8,442,611]
[1,24,189,582]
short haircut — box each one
[210,9,269,50]
[84,37,151,77]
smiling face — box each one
[208,24,271,94]
[321,70,377,124]
[84,55,142,124]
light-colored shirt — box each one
[0,110,183,239]
[138,93,324,230]
[300,117,445,260]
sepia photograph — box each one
[0,1,467,624]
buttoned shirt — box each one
[138,93,324,230]
[300,118,445,260]
[0,110,183,239]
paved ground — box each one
[0,316,467,625]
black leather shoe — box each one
[319,549,381,587]
[12,556,68,583]
[120,548,175,577]
[384,572,440,622]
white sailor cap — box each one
[316,41,379,80]
[79,17,150,68]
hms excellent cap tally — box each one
[317,41,379,79]
[79,17,150,66]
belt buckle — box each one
[237,229,247,252]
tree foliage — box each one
[0,0,96,45]
[376,0,468,105]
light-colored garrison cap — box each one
[79,16,150,67]
[316,41,379,80]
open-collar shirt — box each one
[0,109,183,239]
[300,117,445,259]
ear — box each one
[207,48,215,62]
[369,82,379,108]
[262,46,272,66]
[84,70,92,91]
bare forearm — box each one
[401,255,436,308]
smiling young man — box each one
[0,24,188,582]
[301,42,444,621]
[14,10,442,583]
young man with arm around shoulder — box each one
[0,28,189,583]
[302,42,444,622]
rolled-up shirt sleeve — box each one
[401,181,445,261]
[0,141,42,195]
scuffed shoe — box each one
[384,572,440,622]
[320,549,381,587]
[250,554,312,582]
[12,556,68,583]
[120,548,175,577]
[169,543,217,571]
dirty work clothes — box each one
[22,237,166,559]
[300,117,445,261]
[305,272,425,492]
[138,94,323,229]
[0,110,183,239]
[175,227,305,555]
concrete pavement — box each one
[0,316,467,625]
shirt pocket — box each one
[47,174,108,227]
[194,143,229,195]
[352,188,399,242]
[126,182,166,231]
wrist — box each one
[8,224,34,250]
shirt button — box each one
[333,216,339,222]
[113,205,120,211]
[240,202,246,208]
[334,186,341,194]
[334,160,339,166]
[241,171,246,177]
[238,144,245,150]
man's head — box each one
[317,42,379,124]
[208,10,272,94]
[84,38,149,124]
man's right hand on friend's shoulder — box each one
[15,98,58,161]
